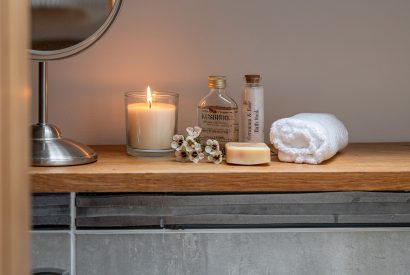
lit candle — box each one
[126,87,178,153]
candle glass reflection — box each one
[125,91,179,156]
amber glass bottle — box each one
[197,76,239,147]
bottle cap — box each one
[245,74,261,84]
[208,76,226,89]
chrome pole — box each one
[32,61,97,166]
[38,61,48,125]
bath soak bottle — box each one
[241,74,264,142]
[198,76,239,147]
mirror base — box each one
[32,124,97,166]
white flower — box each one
[205,139,220,154]
[171,135,185,151]
[172,127,224,164]
[186,126,202,138]
[175,147,190,162]
[208,150,223,164]
[185,136,201,152]
[189,147,205,163]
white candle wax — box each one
[127,102,176,150]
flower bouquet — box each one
[171,126,223,164]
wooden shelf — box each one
[31,143,410,193]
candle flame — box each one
[147,86,152,108]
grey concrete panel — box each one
[33,206,69,216]
[76,233,205,275]
[31,232,71,273]
[78,202,410,216]
[76,214,339,228]
[32,193,71,229]
[76,216,162,228]
[164,214,336,226]
[33,216,71,227]
[76,192,410,228]
[76,231,410,275]
[76,192,410,207]
[33,193,70,207]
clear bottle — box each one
[198,76,239,147]
[241,74,264,142]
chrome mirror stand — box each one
[31,62,97,166]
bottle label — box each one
[198,106,239,146]
[241,86,264,142]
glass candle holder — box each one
[125,90,179,157]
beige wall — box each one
[31,0,410,144]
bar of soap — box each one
[225,142,271,165]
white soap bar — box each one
[225,142,271,165]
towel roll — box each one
[270,113,348,164]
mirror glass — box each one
[29,0,122,166]
[31,0,120,60]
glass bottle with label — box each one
[198,76,239,147]
[241,74,264,142]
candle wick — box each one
[149,101,152,109]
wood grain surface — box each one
[31,143,410,193]
[1,0,30,273]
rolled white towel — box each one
[270,113,348,164]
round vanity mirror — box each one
[31,0,121,60]
[30,0,122,166]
